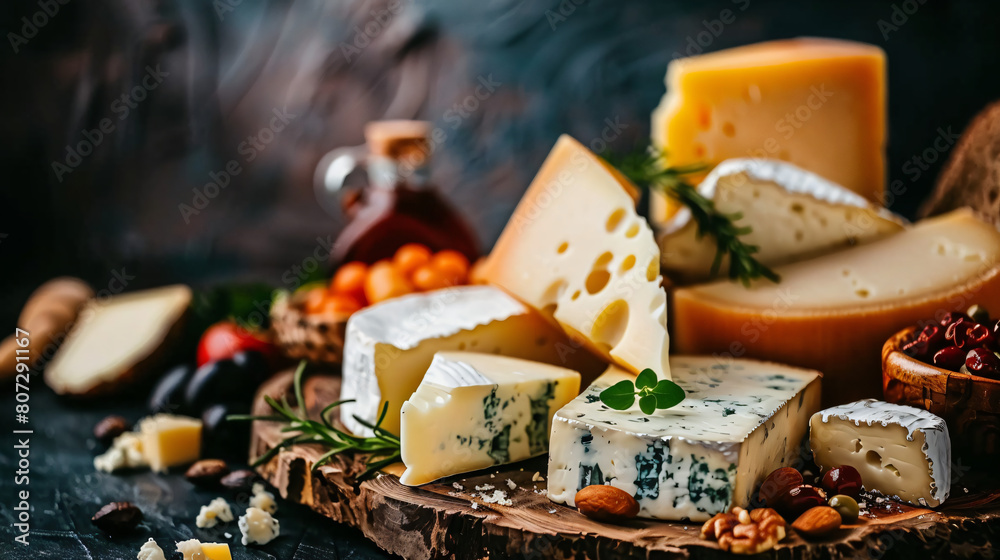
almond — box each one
[574,485,640,521]
[791,506,841,537]
[185,459,230,488]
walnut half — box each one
[700,507,787,555]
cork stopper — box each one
[364,120,432,165]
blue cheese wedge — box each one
[399,352,581,486]
[547,356,821,521]
[810,399,950,507]
[658,158,905,282]
[340,285,600,436]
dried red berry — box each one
[934,345,967,371]
[940,311,972,328]
[780,484,827,519]
[820,465,863,499]
[903,325,948,360]
[946,318,977,349]
[967,323,997,350]
[965,348,1000,378]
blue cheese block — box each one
[547,357,822,521]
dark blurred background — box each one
[2,0,999,322]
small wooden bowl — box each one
[270,291,350,366]
[882,326,1000,459]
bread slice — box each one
[45,285,192,396]
[920,100,1000,225]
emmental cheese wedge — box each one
[659,159,905,283]
[340,285,602,436]
[547,357,821,521]
[810,400,951,507]
[399,352,580,486]
[650,38,886,223]
[480,135,671,379]
[672,209,1000,405]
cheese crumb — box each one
[480,490,512,506]
[505,478,516,490]
[490,474,495,478]
[474,484,494,491]
[531,472,544,482]
[175,539,205,560]
[452,482,464,491]
[95,432,147,473]
[470,502,478,510]
[250,482,278,514]
[547,509,556,514]
[239,507,280,546]
[137,538,166,560]
[196,497,234,528]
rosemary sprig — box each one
[609,146,779,287]
[229,361,400,481]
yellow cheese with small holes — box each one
[672,210,1000,404]
[650,38,886,223]
[480,135,670,379]
[138,414,202,472]
[200,543,232,560]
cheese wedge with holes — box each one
[673,209,1000,404]
[480,135,671,379]
[810,399,950,506]
[547,357,821,521]
[650,38,886,224]
[659,159,905,283]
[399,352,580,486]
[340,286,602,437]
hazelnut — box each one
[91,501,143,535]
[93,415,129,446]
[185,459,230,488]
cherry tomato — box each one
[364,260,414,304]
[196,321,279,367]
[304,287,329,314]
[431,250,470,285]
[316,293,363,316]
[393,244,432,278]
[411,264,449,291]
[330,262,368,305]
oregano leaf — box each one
[635,368,657,390]
[600,380,637,410]
[651,379,685,410]
[638,394,657,415]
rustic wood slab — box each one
[250,369,1000,560]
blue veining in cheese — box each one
[547,356,821,521]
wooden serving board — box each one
[250,369,1000,560]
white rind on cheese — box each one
[547,356,821,521]
[480,134,671,379]
[810,399,950,507]
[340,285,600,437]
[659,159,905,282]
[399,352,580,486]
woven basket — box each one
[270,291,350,365]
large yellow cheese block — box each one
[650,38,886,223]
[481,135,671,379]
[672,210,1000,404]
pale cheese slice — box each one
[672,209,1000,404]
[659,159,905,283]
[480,135,671,379]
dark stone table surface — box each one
[0,378,394,559]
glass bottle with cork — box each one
[315,120,479,267]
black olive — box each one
[232,350,270,384]
[184,359,256,410]
[148,364,195,414]
[201,403,252,459]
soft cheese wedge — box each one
[673,209,1000,404]
[811,400,950,507]
[548,357,821,521]
[480,135,671,379]
[45,284,191,396]
[659,159,905,283]
[650,38,886,223]
[399,352,580,486]
[340,285,601,436]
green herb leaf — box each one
[600,380,638,410]
[650,379,685,410]
[229,360,401,482]
[605,144,779,287]
[635,368,657,390]
[638,394,657,415]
